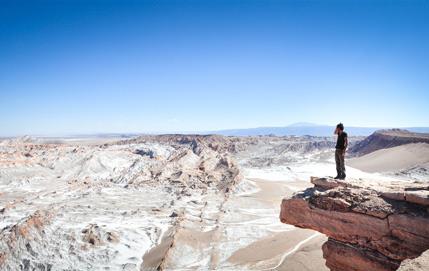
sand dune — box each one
[349,129,429,156]
[348,143,429,173]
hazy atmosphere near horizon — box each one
[1,0,428,135]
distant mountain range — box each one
[7,123,429,139]
[207,123,429,137]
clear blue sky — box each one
[1,0,428,136]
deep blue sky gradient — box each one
[1,0,428,136]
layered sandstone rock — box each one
[280,177,429,271]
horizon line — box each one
[2,123,429,138]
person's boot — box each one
[334,170,341,179]
[339,172,346,180]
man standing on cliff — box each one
[334,123,348,180]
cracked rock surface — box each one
[280,177,429,271]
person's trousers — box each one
[335,149,345,176]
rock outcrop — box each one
[0,210,54,270]
[280,177,429,271]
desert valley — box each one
[0,129,428,271]
[3,0,428,270]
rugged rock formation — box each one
[0,135,242,270]
[0,210,54,271]
[350,129,429,156]
[280,177,429,271]
[3,133,427,270]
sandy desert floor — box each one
[348,142,429,177]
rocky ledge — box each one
[280,177,429,271]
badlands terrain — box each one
[0,130,428,271]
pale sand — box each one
[226,178,328,270]
[227,229,325,266]
[275,234,329,271]
[348,143,429,173]
[141,227,175,270]
[157,177,328,270]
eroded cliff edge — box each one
[280,177,429,271]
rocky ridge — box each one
[280,177,429,271]
[350,129,429,156]
[0,135,241,270]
